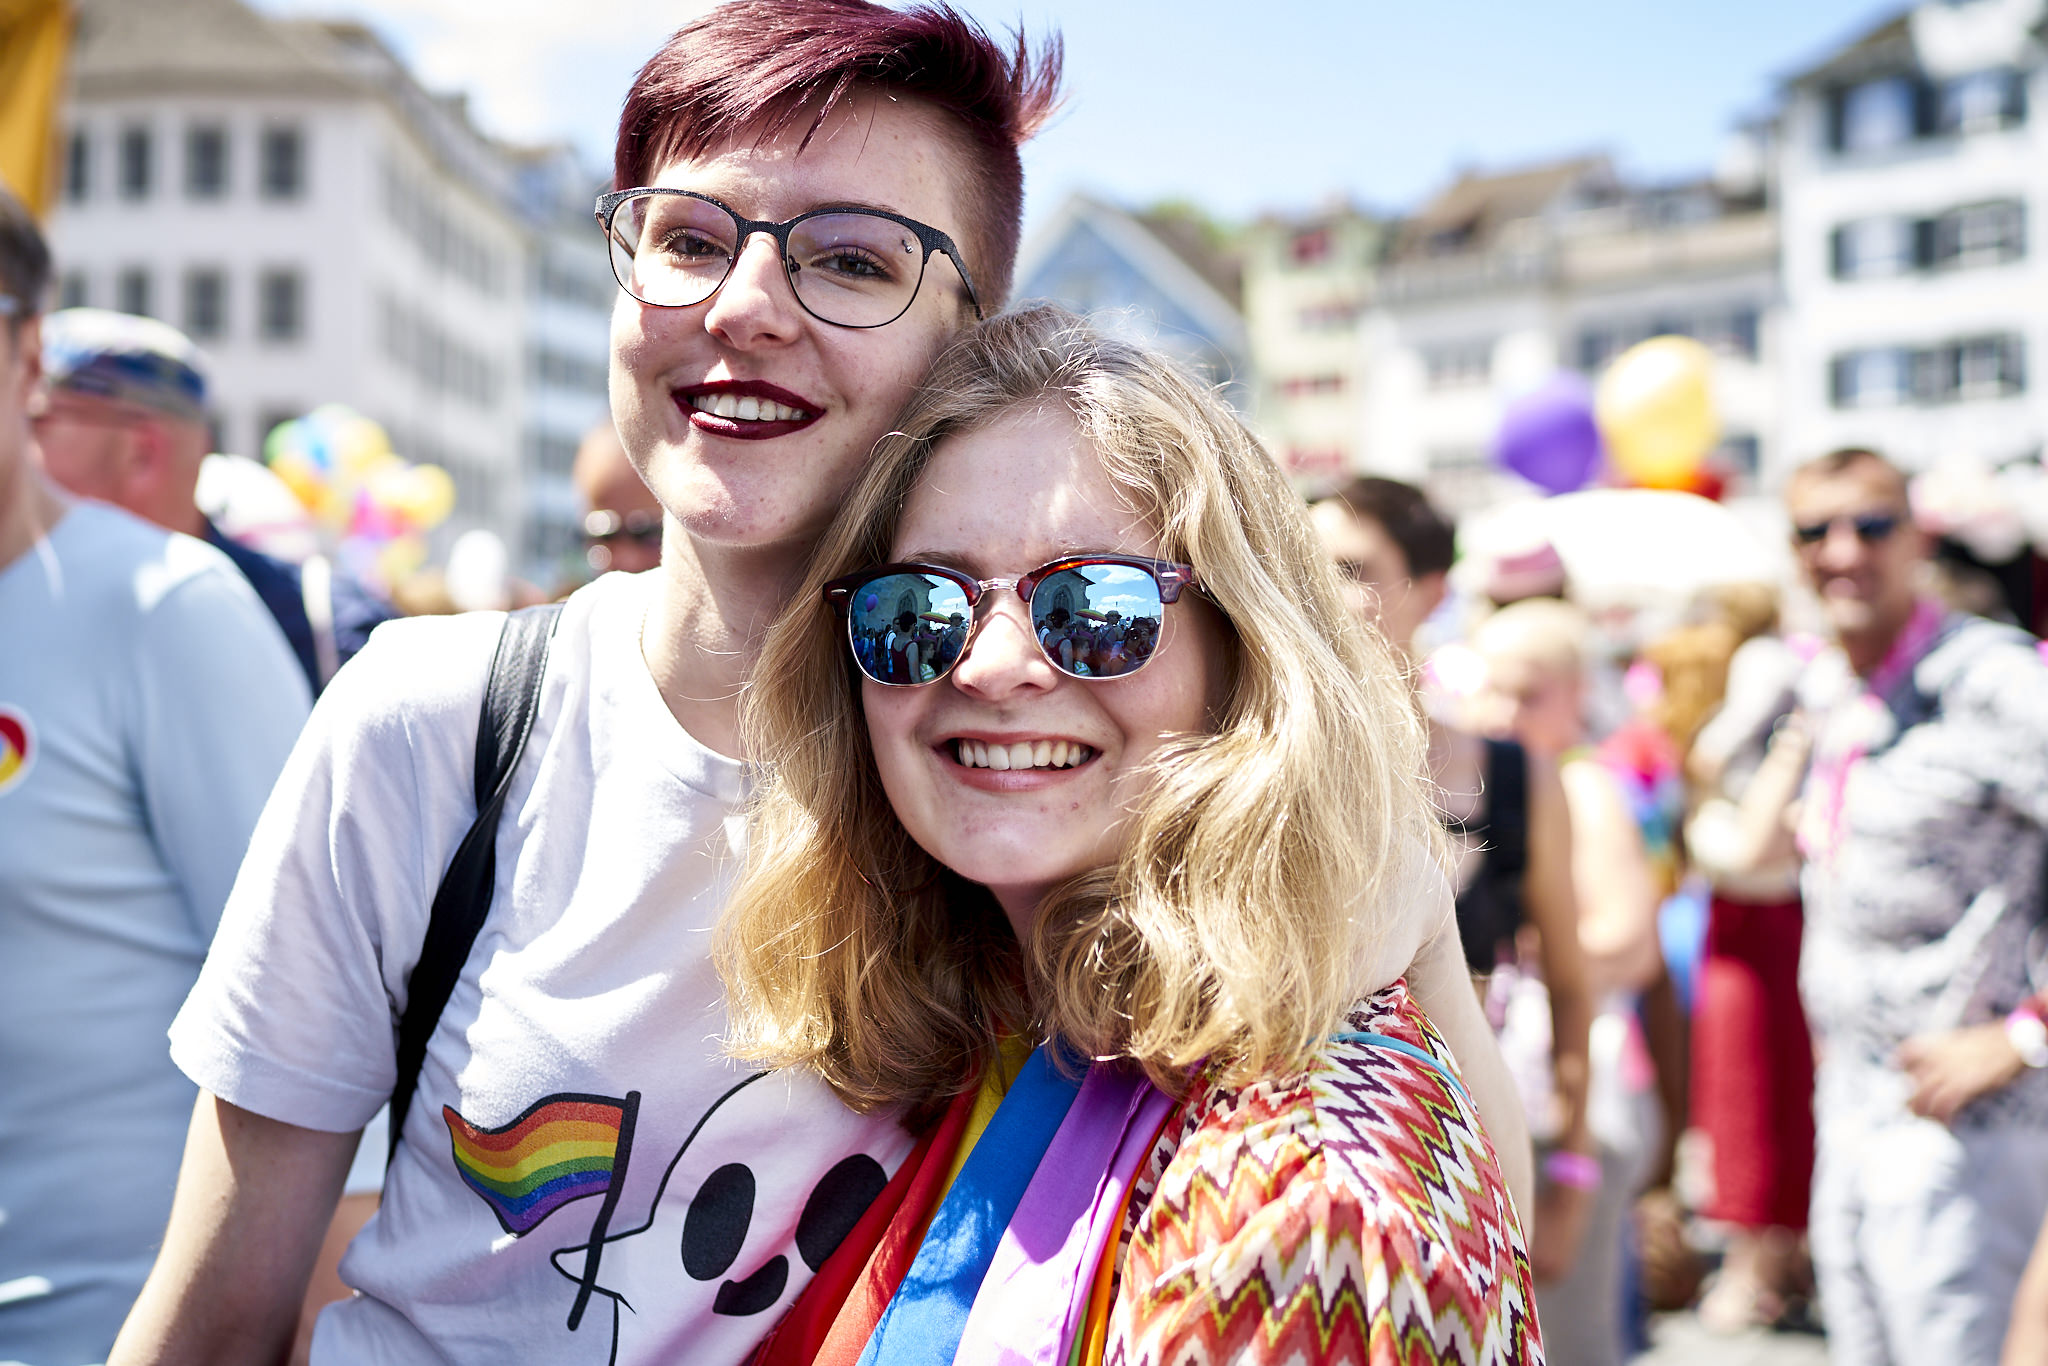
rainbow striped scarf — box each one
[754,1046,1176,1366]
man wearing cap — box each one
[0,190,311,1361]
[35,307,393,694]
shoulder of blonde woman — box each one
[1350,835,1535,1223]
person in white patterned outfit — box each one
[1785,447,2048,1366]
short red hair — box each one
[614,0,1062,309]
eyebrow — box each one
[807,199,914,218]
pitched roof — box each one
[1387,155,1611,261]
[69,0,358,98]
[1014,191,1246,351]
[1132,204,1243,308]
[1780,10,1914,90]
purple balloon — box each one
[1494,373,1603,495]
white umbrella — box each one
[1459,488,1786,607]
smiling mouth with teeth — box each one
[952,738,1093,770]
[690,393,813,423]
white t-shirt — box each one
[171,571,916,1365]
[1,502,310,1364]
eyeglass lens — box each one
[1794,512,1900,546]
[843,563,1169,686]
[610,192,931,328]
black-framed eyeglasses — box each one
[595,188,984,329]
[1792,512,1901,547]
[824,555,1205,687]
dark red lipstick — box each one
[675,379,821,441]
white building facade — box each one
[49,0,616,576]
[1775,0,2047,476]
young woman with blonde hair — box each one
[721,306,1541,1365]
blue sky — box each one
[250,0,1896,226]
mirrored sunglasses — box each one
[1793,512,1901,546]
[823,556,1205,687]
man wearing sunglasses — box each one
[1785,447,2048,1366]
[115,6,1061,1364]
[572,419,664,577]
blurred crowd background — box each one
[4,2,2048,1363]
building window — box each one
[1719,433,1761,478]
[115,267,152,318]
[1937,68,2025,134]
[1713,307,1761,360]
[1831,336,2024,408]
[1423,340,1492,388]
[1830,216,1917,278]
[1296,301,1359,331]
[186,124,228,199]
[1280,447,1345,477]
[1276,373,1346,399]
[118,125,152,200]
[183,269,227,340]
[58,272,87,309]
[257,269,303,342]
[532,345,610,396]
[1830,348,1910,407]
[1942,335,2026,400]
[1931,200,2025,269]
[377,292,502,408]
[259,126,305,200]
[1833,202,2026,279]
[381,157,502,294]
[64,130,89,203]
[1289,228,1331,266]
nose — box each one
[701,232,803,349]
[1816,519,1869,571]
[949,595,1060,699]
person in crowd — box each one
[33,308,393,695]
[0,188,312,1364]
[1310,477,1598,1288]
[1782,447,2048,1366]
[1471,597,1665,1366]
[2008,1208,2048,1364]
[719,305,1539,1363]
[573,417,664,576]
[1678,585,1817,1334]
[109,7,1064,1362]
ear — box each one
[1411,570,1448,623]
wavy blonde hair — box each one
[718,305,1434,1114]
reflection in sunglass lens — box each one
[845,572,974,685]
[787,214,926,327]
[1030,564,1164,679]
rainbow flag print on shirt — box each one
[443,1091,640,1236]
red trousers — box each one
[1690,894,1816,1230]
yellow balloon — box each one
[1594,336,1720,489]
[336,421,392,480]
[271,454,324,513]
[396,464,457,529]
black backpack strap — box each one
[389,602,564,1158]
